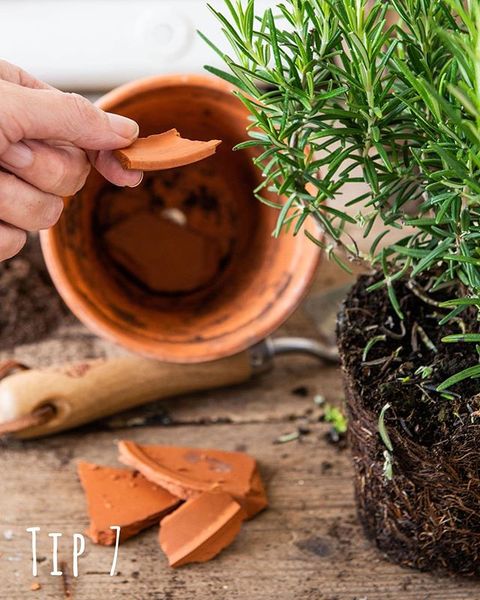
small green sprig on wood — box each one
[324,404,348,435]
[204,0,480,391]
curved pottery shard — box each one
[118,441,268,519]
[159,491,243,567]
[114,129,222,171]
[77,461,180,545]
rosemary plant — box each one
[203,0,480,390]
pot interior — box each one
[43,78,319,361]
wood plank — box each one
[0,421,478,599]
[0,247,476,598]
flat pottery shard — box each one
[159,491,243,567]
[103,211,222,294]
[118,442,268,519]
[77,461,180,545]
[114,129,222,171]
[246,467,269,518]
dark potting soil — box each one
[338,273,480,575]
[0,236,67,349]
[338,273,480,447]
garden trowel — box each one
[0,336,338,440]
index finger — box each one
[0,59,55,90]
[0,81,139,151]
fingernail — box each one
[107,113,139,140]
[128,172,144,188]
[2,142,34,169]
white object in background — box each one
[0,0,274,91]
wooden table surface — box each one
[0,255,478,600]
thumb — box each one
[0,81,139,151]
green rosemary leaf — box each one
[320,205,357,224]
[442,334,480,343]
[443,255,480,265]
[273,193,297,237]
[378,403,393,453]
[391,245,430,258]
[362,335,387,362]
[440,298,480,308]
[411,239,451,277]
[205,0,480,392]
[203,65,249,92]
[197,30,227,60]
[437,364,480,392]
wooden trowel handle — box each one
[0,353,252,439]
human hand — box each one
[0,60,143,261]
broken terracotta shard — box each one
[114,129,222,171]
[103,211,222,294]
[247,468,270,519]
[159,491,243,567]
[118,441,268,519]
[77,461,180,545]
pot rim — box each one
[40,73,321,363]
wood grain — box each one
[0,352,252,438]
[0,258,477,599]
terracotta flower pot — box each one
[41,74,320,363]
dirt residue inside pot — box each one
[0,236,67,349]
[93,162,241,299]
[337,274,480,576]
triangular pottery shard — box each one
[159,491,243,567]
[114,129,222,171]
[77,461,180,545]
[118,442,268,519]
